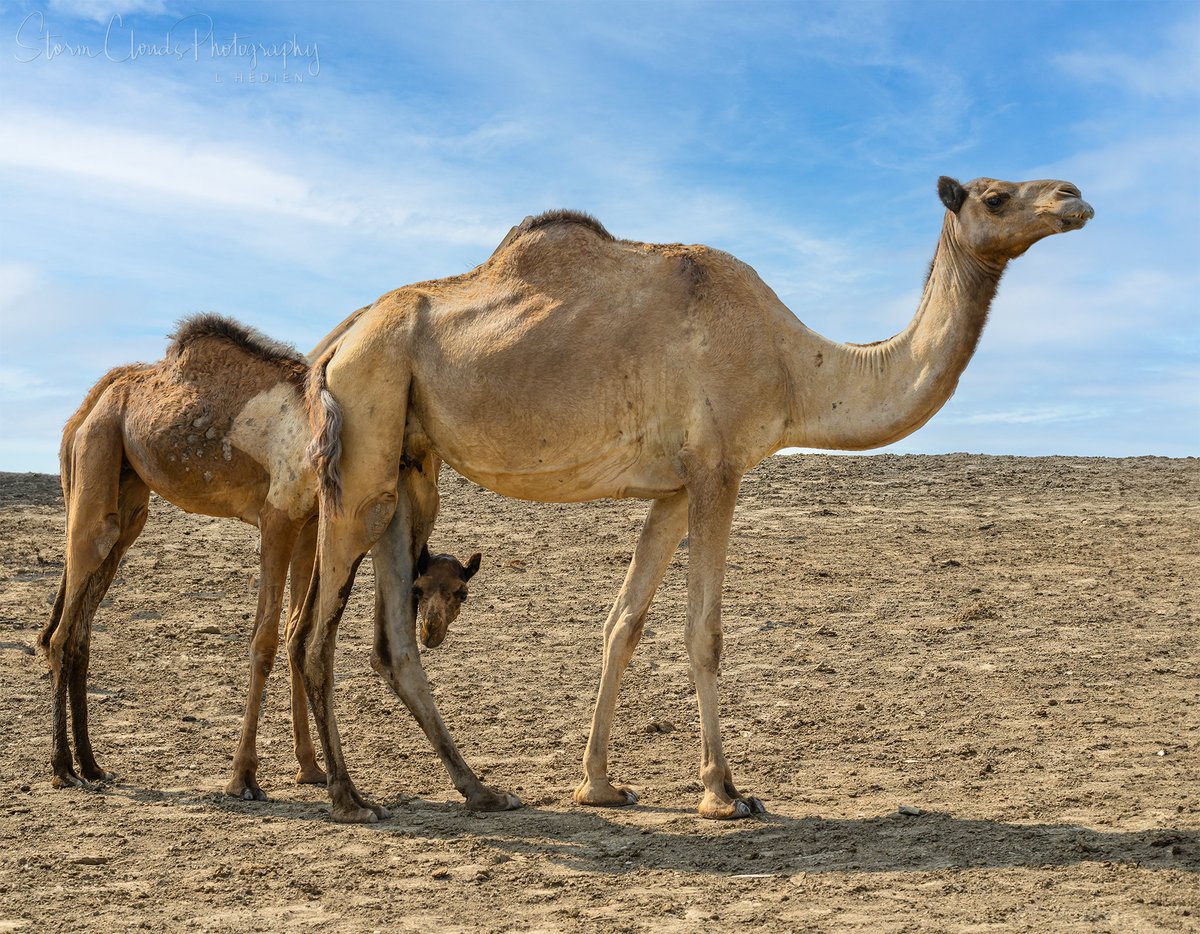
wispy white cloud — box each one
[0,111,350,223]
[941,405,1116,427]
[47,0,168,25]
[1053,13,1200,101]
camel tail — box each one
[306,347,344,515]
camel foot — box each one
[78,763,115,784]
[346,785,390,820]
[574,779,639,808]
[465,785,523,812]
[330,804,381,824]
[698,791,766,820]
[224,769,270,801]
[52,769,89,790]
[295,764,327,785]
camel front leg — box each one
[575,490,688,808]
[283,517,325,785]
[370,479,520,812]
[226,509,301,801]
[685,467,764,820]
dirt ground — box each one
[0,454,1196,933]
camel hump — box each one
[167,313,306,373]
[517,209,614,242]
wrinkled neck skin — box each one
[782,216,1005,451]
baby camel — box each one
[41,313,480,800]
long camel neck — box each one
[779,215,1006,451]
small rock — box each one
[73,855,110,865]
[898,804,923,816]
[132,610,162,621]
[431,868,450,880]
[197,625,221,635]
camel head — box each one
[937,176,1094,261]
[412,546,482,648]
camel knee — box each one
[66,513,120,581]
[251,649,276,681]
[358,490,398,545]
[685,624,723,672]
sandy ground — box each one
[0,454,1197,933]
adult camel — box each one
[293,176,1094,822]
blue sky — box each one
[1,0,1197,472]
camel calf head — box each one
[413,546,482,648]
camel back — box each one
[167,313,307,382]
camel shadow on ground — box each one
[377,804,1199,876]
[102,782,1197,877]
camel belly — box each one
[416,417,682,503]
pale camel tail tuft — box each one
[306,347,344,515]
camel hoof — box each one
[466,787,523,812]
[52,771,87,790]
[331,805,380,825]
[225,777,268,802]
[295,766,327,786]
[574,781,638,808]
[698,792,761,820]
[80,767,115,784]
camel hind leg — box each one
[43,411,148,788]
[370,465,520,812]
[283,517,325,785]
[69,468,149,781]
[291,333,410,822]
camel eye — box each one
[456,587,468,602]
[983,194,1008,209]
[412,585,424,599]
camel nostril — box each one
[1058,185,1082,199]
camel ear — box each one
[464,553,482,580]
[938,176,967,214]
[416,544,431,575]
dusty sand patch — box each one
[1,455,1196,932]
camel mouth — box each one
[1055,199,1094,232]
[420,621,447,649]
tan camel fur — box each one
[41,314,479,800]
[293,176,1094,823]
